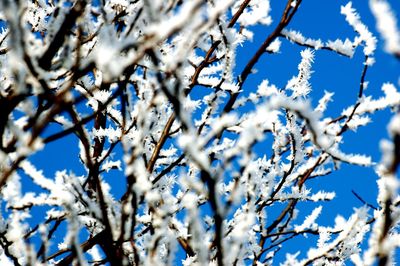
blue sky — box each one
[232,0,400,263]
[2,0,399,264]
[27,0,400,263]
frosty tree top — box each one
[0,0,399,265]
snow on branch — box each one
[341,2,377,57]
[281,29,355,57]
[0,0,398,265]
[370,0,400,57]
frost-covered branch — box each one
[0,0,398,265]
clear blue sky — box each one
[249,1,399,262]
[232,0,400,263]
[4,0,399,264]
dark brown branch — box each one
[38,1,87,70]
[43,85,124,144]
[338,55,369,135]
[223,0,303,114]
[351,190,378,210]
[55,230,108,266]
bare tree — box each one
[0,0,399,265]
